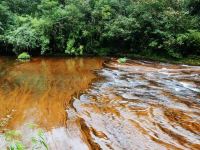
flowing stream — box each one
[0,57,200,150]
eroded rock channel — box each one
[0,57,200,150]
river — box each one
[0,57,200,150]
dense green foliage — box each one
[0,0,200,58]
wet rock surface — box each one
[68,60,200,150]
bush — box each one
[117,57,127,64]
[17,52,31,60]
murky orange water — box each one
[0,57,200,150]
[0,57,103,149]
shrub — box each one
[117,57,127,64]
[17,52,31,60]
[65,38,84,56]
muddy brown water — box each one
[0,57,200,150]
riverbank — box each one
[115,54,200,66]
[1,49,200,66]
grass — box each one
[1,124,48,150]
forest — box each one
[0,0,200,59]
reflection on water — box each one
[0,57,200,149]
[0,57,103,149]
